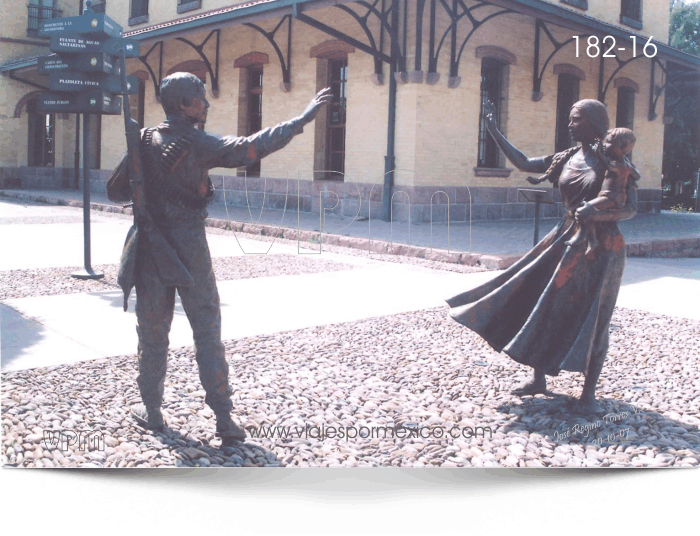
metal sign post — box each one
[39,4,139,280]
[519,188,556,246]
[72,112,101,279]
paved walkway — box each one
[3,193,700,473]
[2,197,700,373]
[2,187,699,256]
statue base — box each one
[71,268,104,280]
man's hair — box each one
[159,72,205,116]
[605,128,636,155]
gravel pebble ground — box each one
[2,203,695,467]
[2,307,698,468]
[0,255,359,301]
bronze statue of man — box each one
[129,72,331,444]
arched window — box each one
[475,47,516,170]
[615,77,638,130]
[235,52,270,177]
[26,96,55,167]
[129,70,149,128]
[311,40,355,180]
[553,64,585,152]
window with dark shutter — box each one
[620,0,643,29]
[27,105,55,167]
[325,58,348,180]
[477,58,505,168]
[246,65,264,177]
[616,87,635,129]
[555,73,580,153]
[129,0,149,25]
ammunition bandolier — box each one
[141,127,214,211]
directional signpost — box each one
[48,72,138,95]
[38,53,121,75]
[39,4,139,279]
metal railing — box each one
[27,4,62,36]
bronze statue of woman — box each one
[447,99,637,413]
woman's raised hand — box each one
[483,100,498,131]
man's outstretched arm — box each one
[205,88,333,169]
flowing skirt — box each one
[447,215,626,376]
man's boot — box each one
[131,404,165,431]
[215,412,246,446]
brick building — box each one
[2,0,699,221]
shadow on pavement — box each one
[497,396,700,463]
[1,304,46,371]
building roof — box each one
[3,0,699,73]
[121,0,700,69]
[124,0,278,38]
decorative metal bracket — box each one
[294,0,396,67]
[336,0,396,80]
[139,41,163,101]
[598,51,647,103]
[175,29,221,97]
[531,20,586,101]
[244,15,293,92]
[427,0,512,87]
[411,0,426,82]
[647,58,695,121]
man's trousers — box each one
[134,225,233,414]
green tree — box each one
[670,1,700,57]
[662,1,700,209]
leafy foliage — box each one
[670,1,700,57]
[662,1,700,207]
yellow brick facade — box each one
[0,0,682,214]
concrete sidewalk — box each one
[2,188,698,268]
[3,197,700,374]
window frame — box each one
[616,86,636,130]
[554,73,581,153]
[620,0,643,30]
[324,56,348,181]
[477,57,507,169]
[87,113,102,170]
[245,64,264,177]
[129,0,149,26]
[177,0,202,14]
[27,104,56,168]
[91,1,106,14]
[560,0,588,10]
[26,1,61,38]
[310,40,355,181]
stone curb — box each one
[2,190,698,267]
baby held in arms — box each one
[566,127,637,254]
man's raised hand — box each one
[300,87,333,125]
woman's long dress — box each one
[447,152,632,376]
